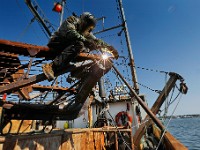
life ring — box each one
[115,111,132,127]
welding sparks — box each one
[102,53,109,60]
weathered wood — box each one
[88,95,94,128]
[0,128,133,150]
[151,72,182,114]
[153,125,188,150]
[2,120,33,134]
[132,73,186,150]
[133,73,180,147]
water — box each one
[167,117,200,150]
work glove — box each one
[84,39,98,50]
[107,46,119,59]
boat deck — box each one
[0,127,134,150]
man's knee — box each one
[74,41,85,52]
[62,42,84,55]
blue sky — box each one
[0,0,200,115]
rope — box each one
[159,91,181,115]
[131,118,150,130]
[94,58,132,150]
[104,102,132,150]
[155,93,183,150]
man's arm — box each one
[57,16,88,42]
[93,38,119,59]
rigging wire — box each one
[169,84,182,105]
[158,84,181,116]
[15,0,43,43]
[168,85,176,105]
[36,20,50,39]
[102,101,132,150]
[63,1,73,16]
[17,17,35,41]
[82,0,85,13]
[39,77,58,103]
[155,93,183,150]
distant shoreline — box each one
[173,114,200,118]
[161,114,200,119]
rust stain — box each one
[1,128,133,150]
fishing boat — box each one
[0,0,188,149]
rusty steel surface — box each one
[32,84,76,92]
[0,39,102,60]
[0,51,20,81]
[0,51,33,100]
[0,39,49,57]
[0,60,112,121]
[0,39,103,96]
[0,39,135,150]
[0,38,113,131]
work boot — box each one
[42,63,55,81]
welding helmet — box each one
[80,12,97,27]
[79,12,96,35]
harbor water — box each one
[167,117,200,150]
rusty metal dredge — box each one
[0,39,112,129]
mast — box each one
[117,0,139,93]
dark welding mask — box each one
[79,12,97,36]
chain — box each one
[136,82,161,94]
[99,33,118,40]
[133,65,169,75]
[134,65,169,93]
